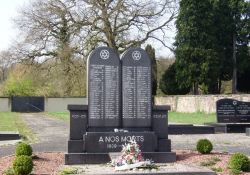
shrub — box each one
[229,153,250,172]
[59,167,78,175]
[3,167,15,175]
[196,139,213,154]
[16,142,33,156]
[13,155,33,175]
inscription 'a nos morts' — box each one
[88,47,121,127]
[121,48,152,127]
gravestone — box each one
[121,48,151,127]
[65,47,176,165]
[88,47,121,127]
[216,98,250,123]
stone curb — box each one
[0,131,20,141]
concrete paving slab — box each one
[64,163,215,175]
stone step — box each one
[64,163,215,175]
[168,125,215,135]
[0,131,20,141]
[65,152,176,165]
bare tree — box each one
[78,0,177,52]
[13,0,177,95]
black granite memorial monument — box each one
[210,98,250,133]
[65,47,176,164]
[216,98,250,123]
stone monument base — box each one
[66,104,176,165]
[206,123,250,133]
[168,124,215,134]
[65,152,176,165]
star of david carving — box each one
[100,50,109,59]
[132,51,141,61]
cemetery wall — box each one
[155,95,250,113]
[0,97,11,112]
[45,97,87,112]
[1,96,250,113]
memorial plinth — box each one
[66,47,176,164]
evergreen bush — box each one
[196,139,213,154]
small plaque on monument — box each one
[121,48,152,127]
[88,47,121,127]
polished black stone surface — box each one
[121,48,152,127]
[84,132,157,153]
[216,98,250,123]
[69,105,88,140]
[157,139,171,152]
[152,106,169,139]
[68,140,85,153]
[65,152,176,164]
[168,125,215,135]
[88,47,121,127]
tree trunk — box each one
[218,78,222,94]
[232,34,237,94]
[193,82,199,95]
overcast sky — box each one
[0,0,27,50]
[0,0,175,58]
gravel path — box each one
[0,113,68,157]
[170,133,250,155]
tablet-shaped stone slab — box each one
[88,47,121,127]
[121,48,152,127]
[216,98,237,123]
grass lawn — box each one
[45,112,69,122]
[168,112,216,125]
[0,112,37,143]
[0,112,19,131]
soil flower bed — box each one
[0,150,249,175]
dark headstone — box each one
[152,105,170,139]
[216,99,236,123]
[88,47,121,127]
[68,105,88,140]
[84,132,157,153]
[216,98,250,123]
[121,48,152,127]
